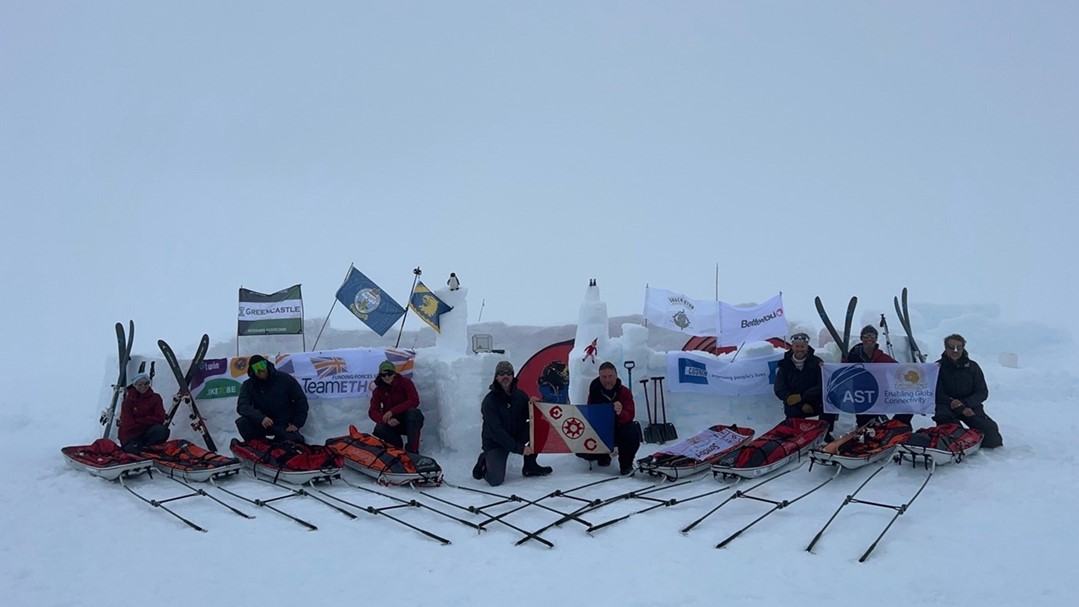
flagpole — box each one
[312,264,353,352]
[395,267,421,348]
[237,285,242,357]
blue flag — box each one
[409,281,453,333]
[335,267,405,336]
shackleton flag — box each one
[335,267,406,336]
[643,287,720,336]
[238,285,304,336]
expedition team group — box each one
[115,332,1002,485]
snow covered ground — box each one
[5,295,1077,607]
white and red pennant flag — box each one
[530,402,615,455]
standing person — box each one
[847,324,912,426]
[369,360,424,453]
[774,333,836,439]
[934,334,1003,448]
[582,361,641,476]
[235,355,309,443]
[471,360,552,486]
[118,371,169,453]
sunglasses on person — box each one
[379,370,396,377]
[496,370,514,377]
[947,344,964,352]
[134,380,150,387]
[790,333,810,343]
[251,360,268,374]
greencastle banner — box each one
[238,284,304,336]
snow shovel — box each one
[652,376,677,443]
[641,378,665,444]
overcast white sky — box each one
[2,2,1075,404]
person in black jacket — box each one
[934,334,1003,448]
[774,333,836,438]
[471,360,552,486]
[235,354,309,443]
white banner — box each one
[643,287,720,336]
[718,293,787,347]
[822,363,938,415]
[656,427,749,461]
[273,348,415,399]
[665,350,783,396]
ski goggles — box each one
[790,333,810,343]
[250,360,268,374]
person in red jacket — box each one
[581,361,641,476]
[846,324,912,427]
[118,372,169,453]
[369,360,425,453]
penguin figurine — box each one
[448,272,460,291]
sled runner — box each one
[230,438,343,485]
[809,419,913,470]
[711,418,829,479]
[141,439,243,482]
[637,424,755,480]
[896,423,983,466]
[62,438,153,481]
[325,425,443,486]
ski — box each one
[101,320,134,439]
[893,288,926,363]
[814,297,844,352]
[159,338,217,451]
[163,334,210,426]
[841,296,857,355]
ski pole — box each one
[879,314,895,359]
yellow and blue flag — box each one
[409,281,453,333]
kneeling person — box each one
[369,360,424,453]
[472,361,552,486]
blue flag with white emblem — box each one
[335,267,405,336]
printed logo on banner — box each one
[894,364,929,390]
[767,359,780,384]
[312,357,347,378]
[678,358,709,385]
[825,364,880,413]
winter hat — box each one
[860,324,879,338]
[129,372,151,387]
[378,360,397,374]
[495,360,514,376]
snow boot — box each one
[522,455,552,477]
[472,452,487,480]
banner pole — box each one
[312,264,352,352]
[395,267,421,348]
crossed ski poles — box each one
[119,469,255,533]
[806,456,935,562]
[680,460,840,548]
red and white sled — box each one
[711,418,830,479]
[809,419,913,471]
[62,439,153,481]
[636,424,755,481]
[896,423,983,466]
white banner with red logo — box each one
[717,293,787,347]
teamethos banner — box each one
[665,350,783,396]
[187,348,415,400]
[238,285,304,336]
[822,363,938,415]
[718,293,787,347]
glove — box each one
[802,403,815,415]
[786,394,802,406]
